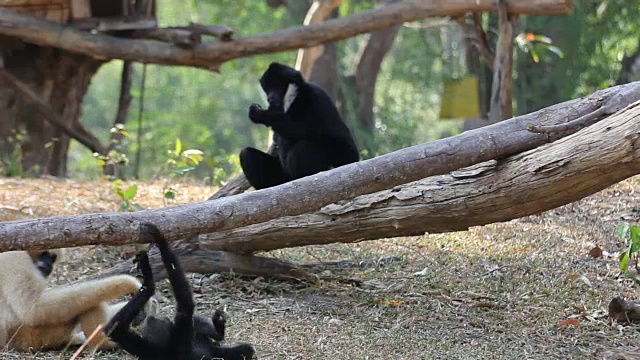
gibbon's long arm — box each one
[247,105,311,138]
[248,105,332,141]
[18,275,140,326]
[146,224,195,360]
[145,224,195,316]
[105,252,159,359]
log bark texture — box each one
[0,0,572,71]
[202,100,640,253]
[0,81,639,252]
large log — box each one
[98,90,640,280]
[0,0,572,71]
[0,82,639,252]
[202,100,640,253]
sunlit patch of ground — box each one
[2,176,640,359]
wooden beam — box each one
[0,0,571,71]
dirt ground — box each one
[2,176,640,359]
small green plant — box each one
[1,131,26,177]
[163,139,204,202]
[93,124,131,171]
[113,179,144,212]
[617,223,640,273]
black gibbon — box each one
[105,223,256,360]
[240,62,359,190]
[0,249,142,351]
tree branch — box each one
[0,69,106,154]
[0,81,638,252]
[0,0,572,71]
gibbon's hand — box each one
[134,251,154,291]
[249,103,284,126]
[212,309,226,339]
[248,103,266,124]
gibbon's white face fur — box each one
[259,83,298,113]
[283,83,298,113]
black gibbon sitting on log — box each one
[104,223,256,360]
[240,62,359,190]
[0,249,141,351]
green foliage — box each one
[110,138,206,211]
[113,180,144,212]
[162,139,205,202]
[514,0,640,114]
[67,0,640,181]
[0,131,26,177]
[617,223,640,273]
[515,32,564,63]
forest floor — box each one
[2,176,640,360]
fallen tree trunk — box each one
[91,240,318,281]
[0,0,572,71]
[202,100,640,253]
[97,93,640,279]
[1,82,640,252]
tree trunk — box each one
[1,81,639,252]
[617,39,640,85]
[0,45,103,176]
[103,60,134,178]
[82,92,640,279]
[294,0,343,81]
[354,22,400,132]
[202,101,640,252]
[488,0,516,122]
[342,2,400,156]
[309,24,340,101]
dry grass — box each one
[2,176,640,359]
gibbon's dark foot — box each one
[213,310,226,338]
[240,147,291,190]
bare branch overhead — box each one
[0,0,571,71]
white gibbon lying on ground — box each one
[0,248,142,352]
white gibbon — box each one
[0,249,142,352]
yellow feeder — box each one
[439,76,480,119]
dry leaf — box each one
[589,245,603,258]
[376,299,404,307]
[558,318,581,326]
